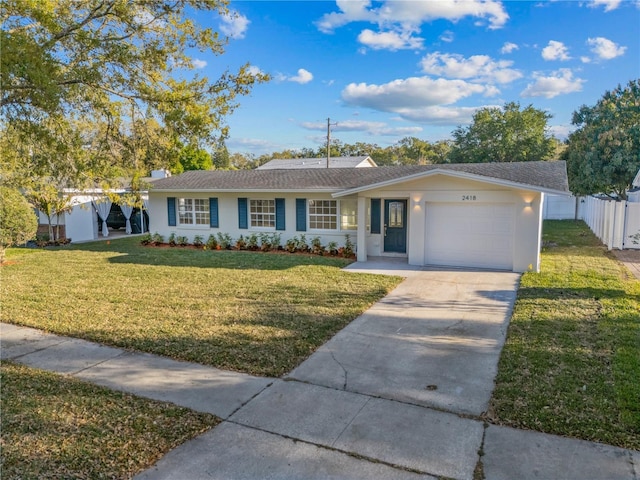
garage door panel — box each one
[425,203,514,270]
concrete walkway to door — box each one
[3,261,638,479]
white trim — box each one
[152,188,336,194]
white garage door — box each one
[425,203,514,270]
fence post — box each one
[611,201,626,250]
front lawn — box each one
[489,220,640,450]
[1,361,218,480]
[1,237,401,377]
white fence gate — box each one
[580,196,640,250]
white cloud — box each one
[247,65,265,77]
[220,11,250,39]
[547,124,574,141]
[588,0,622,12]
[192,58,207,69]
[395,105,493,125]
[587,37,626,60]
[277,68,314,84]
[440,30,454,43]
[316,0,508,51]
[541,40,571,61]
[358,28,423,51]
[500,42,518,54]
[342,76,488,110]
[315,0,375,33]
[521,69,585,98]
[301,119,422,136]
[340,76,500,125]
[227,137,280,154]
[319,0,509,31]
[290,68,313,84]
[580,56,592,64]
[420,51,523,84]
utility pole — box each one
[326,117,337,168]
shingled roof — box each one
[150,161,570,195]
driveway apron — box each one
[289,267,521,417]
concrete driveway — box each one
[289,265,520,416]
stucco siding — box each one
[357,174,543,272]
[148,192,359,249]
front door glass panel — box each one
[388,202,404,228]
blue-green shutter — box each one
[296,198,306,232]
[275,198,285,231]
[238,198,248,229]
[209,198,219,228]
[370,198,381,234]
[167,197,176,226]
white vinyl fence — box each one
[580,196,640,250]
[543,194,582,220]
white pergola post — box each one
[357,196,367,262]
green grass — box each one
[2,237,401,377]
[1,361,218,480]
[489,220,640,450]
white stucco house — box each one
[147,161,570,272]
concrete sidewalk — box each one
[613,249,640,281]
[2,266,638,479]
[1,323,271,419]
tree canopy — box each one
[227,137,453,170]
[563,80,640,199]
[175,144,213,174]
[449,102,556,163]
[1,0,267,189]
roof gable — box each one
[332,163,569,197]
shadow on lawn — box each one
[66,237,353,271]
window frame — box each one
[340,199,358,231]
[177,197,210,226]
[249,198,276,229]
[308,199,358,232]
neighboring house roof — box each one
[150,161,570,195]
[257,156,377,170]
[633,168,640,188]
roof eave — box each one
[149,187,340,194]
[332,169,569,198]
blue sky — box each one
[191,0,639,155]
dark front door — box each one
[384,199,407,253]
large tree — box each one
[563,80,640,199]
[449,102,556,163]
[1,0,267,188]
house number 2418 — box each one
[462,195,477,201]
